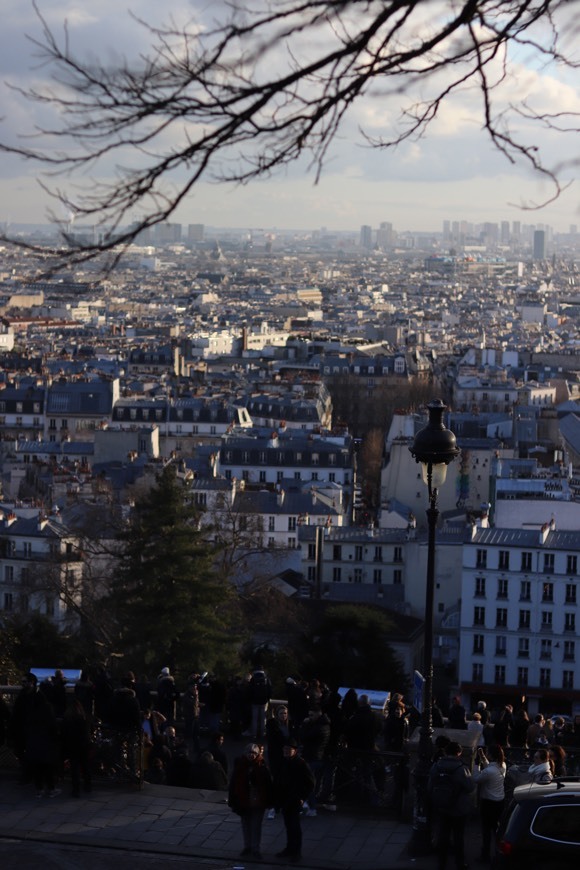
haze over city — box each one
[0,1,579,233]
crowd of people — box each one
[2,665,578,865]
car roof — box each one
[513,779,580,801]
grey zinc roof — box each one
[47,381,114,414]
[469,526,580,550]
[559,413,580,455]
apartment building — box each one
[459,522,580,717]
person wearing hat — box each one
[273,738,316,861]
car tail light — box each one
[497,839,513,856]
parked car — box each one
[493,778,580,868]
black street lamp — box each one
[408,399,460,854]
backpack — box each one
[250,671,270,704]
[429,762,463,811]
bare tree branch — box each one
[0,0,577,272]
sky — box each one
[0,0,579,235]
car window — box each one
[531,803,580,845]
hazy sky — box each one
[1,1,579,234]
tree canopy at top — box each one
[1,0,578,270]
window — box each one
[542,582,554,602]
[539,668,551,688]
[307,566,316,581]
[276,471,283,482]
[3,592,13,611]
[353,569,363,584]
[518,638,529,658]
[496,608,508,628]
[4,566,13,583]
[242,469,249,482]
[520,580,531,601]
[473,634,484,654]
[519,610,531,629]
[373,569,382,585]
[288,517,297,532]
[311,453,319,466]
[268,517,276,532]
[355,545,363,561]
[475,577,486,597]
[566,584,577,604]
[564,640,575,661]
[497,578,508,599]
[476,549,487,568]
[311,472,319,481]
[22,542,32,557]
[393,569,402,584]
[496,636,507,657]
[563,670,574,690]
[521,551,532,572]
[307,543,316,560]
[498,550,510,570]
[543,553,554,573]
[393,546,403,563]
[259,471,267,483]
[541,611,553,630]
[567,555,578,575]
[495,665,506,684]
[332,567,341,582]
[540,639,552,660]
[332,545,342,561]
[268,537,276,548]
[472,663,483,682]
[565,613,576,633]
[517,667,528,687]
[287,537,296,548]
[474,606,485,626]
[373,546,383,562]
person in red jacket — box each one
[228,743,273,860]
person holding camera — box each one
[472,744,506,863]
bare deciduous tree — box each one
[1,1,578,270]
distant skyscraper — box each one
[533,230,546,260]
[376,222,393,249]
[500,221,510,244]
[154,223,182,244]
[188,223,205,243]
[360,225,373,249]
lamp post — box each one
[408,399,459,854]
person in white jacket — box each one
[472,744,506,862]
[527,748,554,784]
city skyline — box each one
[0,2,579,234]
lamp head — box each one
[409,400,460,496]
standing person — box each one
[156,667,178,725]
[428,741,475,870]
[528,748,554,783]
[11,673,61,797]
[181,677,201,755]
[274,738,316,862]
[472,744,506,862]
[265,705,291,819]
[247,669,272,741]
[61,699,92,797]
[467,712,485,747]
[299,706,331,816]
[447,696,467,730]
[228,743,273,860]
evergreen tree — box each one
[106,465,238,676]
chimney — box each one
[277,488,285,506]
[539,522,550,544]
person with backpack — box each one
[428,740,475,870]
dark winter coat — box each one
[427,755,475,816]
[228,755,273,814]
[344,704,380,752]
[273,755,316,812]
[299,714,331,762]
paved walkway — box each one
[0,774,485,870]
